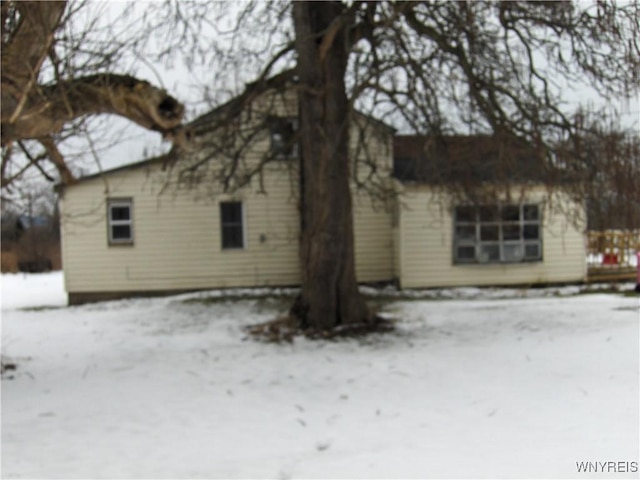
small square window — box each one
[455,206,476,222]
[503,243,524,262]
[111,225,132,240]
[479,206,499,222]
[107,199,133,245]
[501,205,520,222]
[269,117,298,158]
[455,225,476,241]
[456,246,476,261]
[220,202,245,250]
[503,224,521,240]
[110,206,130,221]
[523,205,540,221]
[480,225,499,241]
[524,243,541,259]
[523,224,540,240]
[479,244,500,262]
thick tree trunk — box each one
[1,1,67,126]
[290,2,371,331]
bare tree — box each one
[1,180,60,272]
[556,118,640,231]
[287,2,371,330]
[161,1,637,332]
[1,0,185,188]
[3,1,638,333]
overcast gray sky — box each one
[14,1,640,185]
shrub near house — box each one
[1,214,60,273]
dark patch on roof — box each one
[393,135,549,185]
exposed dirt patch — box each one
[245,315,395,343]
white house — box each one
[58,92,586,304]
[392,135,587,289]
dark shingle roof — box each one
[393,135,548,185]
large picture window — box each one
[220,202,245,250]
[107,199,133,245]
[454,204,542,264]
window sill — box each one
[108,241,135,247]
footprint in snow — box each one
[316,440,332,451]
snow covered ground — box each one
[1,272,639,479]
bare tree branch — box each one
[37,136,76,185]
[1,1,186,188]
[1,1,66,123]
[2,74,184,145]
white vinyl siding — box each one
[60,109,396,295]
[397,186,587,289]
[352,190,394,283]
[60,161,301,293]
[58,87,591,298]
[351,129,395,283]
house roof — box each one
[67,83,395,187]
[393,135,550,185]
[189,77,396,135]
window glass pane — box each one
[455,225,476,241]
[221,202,244,249]
[523,205,539,220]
[523,224,539,240]
[501,205,520,222]
[456,246,476,261]
[272,133,285,147]
[503,224,521,240]
[479,244,500,262]
[220,202,242,224]
[453,202,542,265]
[111,225,131,240]
[524,243,541,259]
[456,206,475,222]
[479,206,499,221]
[107,200,133,244]
[222,226,243,249]
[111,206,130,221]
[480,225,499,241]
[270,118,296,156]
[503,243,524,262]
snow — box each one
[0,271,67,310]
[2,272,639,479]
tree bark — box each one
[1,74,184,147]
[290,2,371,331]
[1,1,67,126]
[1,1,186,187]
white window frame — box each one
[453,204,542,264]
[107,199,134,245]
[220,201,245,250]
